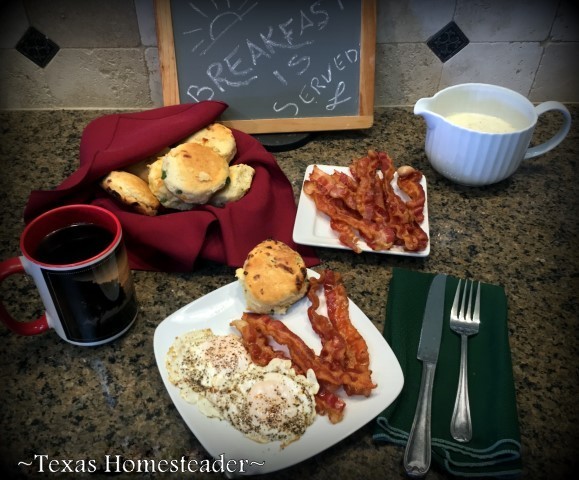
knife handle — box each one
[403,362,436,477]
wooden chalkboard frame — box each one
[155,0,376,134]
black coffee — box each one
[39,233,138,344]
[35,223,114,265]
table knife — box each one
[403,273,447,477]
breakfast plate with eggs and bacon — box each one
[154,242,404,475]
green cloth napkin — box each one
[373,268,522,478]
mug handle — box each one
[525,101,572,160]
[0,257,49,336]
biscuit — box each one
[123,159,150,182]
[235,239,308,314]
[100,170,160,216]
[162,143,229,204]
[209,164,255,207]
[123,147,170,182]
[147,158,193,211]
[181,123,237,163]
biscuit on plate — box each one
[100,170,160,216]
[235,239,308,314]
[209,164,255,207]
[162,143,229,204]
[147,158,193,211]
[181,123,237,163]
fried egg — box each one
[166,329,319,447]
[207,358,319,446]
[166,329,252,417]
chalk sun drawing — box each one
[183,0,258,56]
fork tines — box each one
[453,279,481,327]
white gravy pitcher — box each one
[414,83,572,186]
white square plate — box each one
[154,271,404,475]
[293,165,430,257]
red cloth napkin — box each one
[23,102,319,271]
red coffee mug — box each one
[0,204,138,346]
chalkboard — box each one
[155,0,376,134]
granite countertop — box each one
[1,107,578,479]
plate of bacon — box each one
[154,269,404,475]
[293,151,430,256]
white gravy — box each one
[445,112,519,133]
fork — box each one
[450,279,481,442]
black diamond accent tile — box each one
[16,27,60,68]
[427,21,469,62]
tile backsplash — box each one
[0,0,577,110]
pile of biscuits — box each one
[99,123,255,216]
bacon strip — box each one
[307,276,346,368]
[241,313,345,389]
[351,153,379,221]
[330,219,362,253]
[321,270,376,397]
[305,166,357,211]
[397,165,426,223]
[307,191,395,252]
[315,386,346,424]
[230,317,287,366]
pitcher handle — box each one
[0,257,49,336]
[525,101,571,160]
